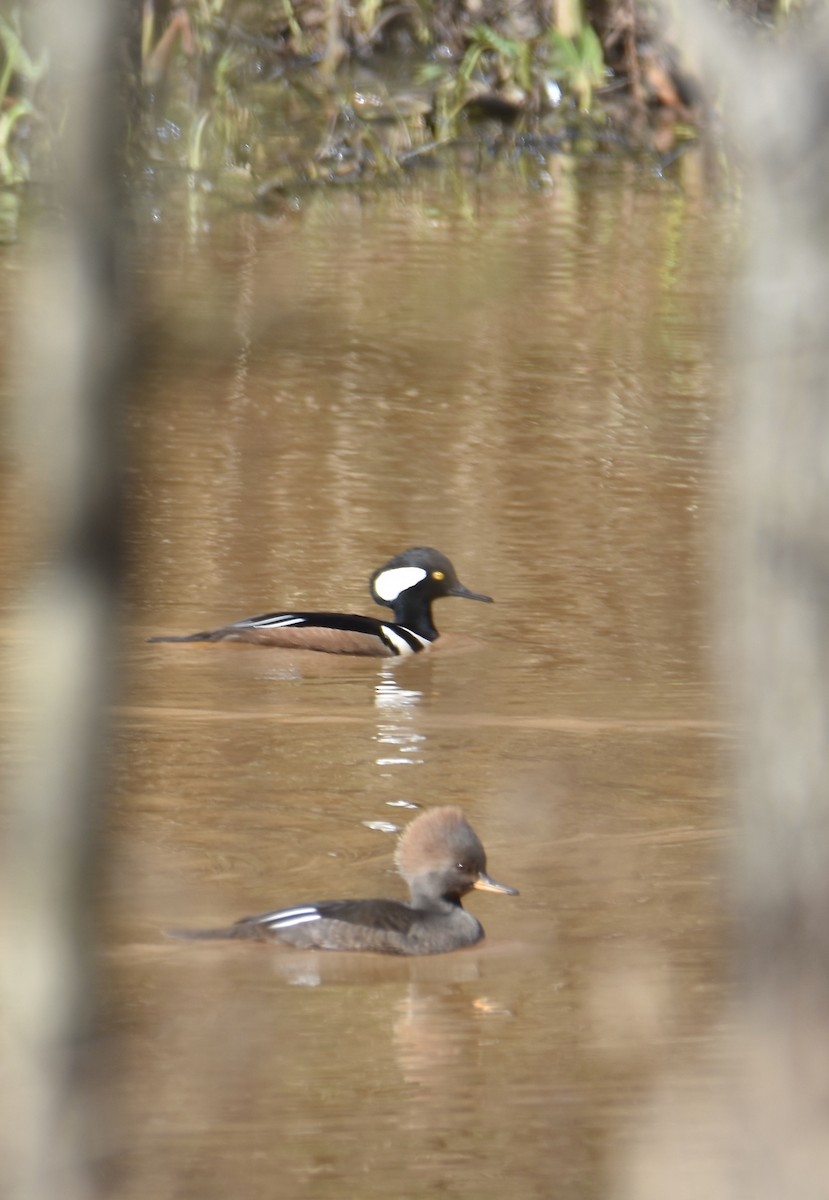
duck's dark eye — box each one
[456,861,467,871]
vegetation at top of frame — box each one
[0,0,782,199]
[0,6,47,186]
[134,0,699,197]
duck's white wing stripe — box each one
[261,905,322,929]
[238,614,306,629]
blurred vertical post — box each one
[678,11,829,1195]
[630,7,829,1198]
[728,29,829,1192]
[0,2,130,1199]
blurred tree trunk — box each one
[682,8,829,1198]
[0,3,131,1200]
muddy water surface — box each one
[107,157,734,1197]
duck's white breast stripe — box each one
[382,626,418,656]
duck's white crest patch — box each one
[382,625,417,656]
[373,566,427,601]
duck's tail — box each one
[147,630,215,644]
[165,923,265,941]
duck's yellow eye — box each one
[432,570,445,581]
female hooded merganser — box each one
[149,547,492,658]
[169,806,518,955]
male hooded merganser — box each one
[169,806,518,955]
[148,546,492,657]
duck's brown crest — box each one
[394,806,480,878]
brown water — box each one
[22,154,738,1197]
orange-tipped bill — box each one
[473,872,519,896]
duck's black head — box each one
[369,547,492,640]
